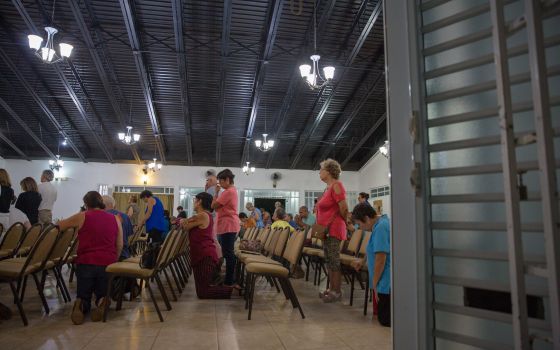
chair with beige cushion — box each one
[15,224,43,257]
[0,225,60,325]
[44,227,76,303]
[104,230,179,322]
[0,222,26,260]
[244,230,306,320]
[340,230,371,307]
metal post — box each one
[524,0,560,346]
[489,1,530,348]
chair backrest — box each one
[0,222,25,251]
[283,230,306,266]
[273,228,290,257]
[346,230,363,255]
[155,230,178,268]
[264,229,279,254]
[48,227,75,262]
[19,224,43,251]
[255,228,267,241]
[259,228,271,245]
[247,227,257,239]
[27,225,60,267]
[358,230,371,256]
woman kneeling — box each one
[182,192,232,299]
[58,191,123,324]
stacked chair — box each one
[243,229,306,320]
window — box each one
[304,190,323,212]
[98,184,109,196]
[178,187,205,218]
[370,185,390,199]
[113,185,174,194]
[242,189,300,216]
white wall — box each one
[358,151,392,217]
[3,159,361,219]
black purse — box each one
[139,242,161,269]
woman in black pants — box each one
[211,169,240,287]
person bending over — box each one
[182,192,233,299]
[139,190,167,244]
[58,191,123,325]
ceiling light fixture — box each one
[49,154,64,171]
[242,161,256,175]
[298,0,335,90]
[255,133,274,152]
[27,0,73,64]
[118,126,140,145]
[143,158,162,174]
[379,140,389,158]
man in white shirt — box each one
[37,169,57,225]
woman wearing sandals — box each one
[181,192,233,299]
[317,159,349,303]
[58,191,123,324]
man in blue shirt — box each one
[351,203,391,327]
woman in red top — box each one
[58,191,123,325]
[316,159,349,303]
[182,192,232,299]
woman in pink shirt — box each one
[58,191,123,325]
[211,169,240,286]
[316,159,349,303]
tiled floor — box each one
[0,270,391,350]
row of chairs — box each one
[236,227,306,320]
[103,228,192,322]
[0,223,77,325]
[301,229,371,313]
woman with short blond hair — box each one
[316,159,349,303]
[16,177,42,225]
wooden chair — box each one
[104,230,179,322]
[0,225,60,325]
[244,230,306,320]
[0,222,26,260]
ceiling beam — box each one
[313,68,384,167]
[0,48,87,162]
[265,0,338,169]
[171,0,193,165]
[0,128,30,161]
[240,0,285,166]
[215,0,233,166]
[69,0,142,163]
[119,0,166,163]
[0,96,56,159]
[341,112,386,167]
[11,0,113,163]
[289,0,383,169]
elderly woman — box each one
[316,159,349,303]
[211,169,240,287]
[15,177,42,225]
[58,191,123,325]
[245,202,264,228]
[126,195,140,228]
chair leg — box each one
[103,275,115,322]
[363,274,369,316]
[285,278,305,319]
[53,268,69,302]
[350,271,355,306]
[162,268,177,302]
[116,277,126,311]
[69,264,75,283]
[32,273,49,314]
[145,279,164,322]
[305,256,310,281]
[248,273,257,320]
[169,264,183,294]
[9,281,28,326]
[155,274,172,311]
[18,275,28,302]
[278,278,296,306]
[59,267,72,302]
[244,273,252,309]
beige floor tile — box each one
[217,328,285,350]
[83,336,156,350]
[216,317,274,334]
[152,330,218,350]
[276,329,349,350]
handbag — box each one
[239,239,263,253]
[139,242,161,269]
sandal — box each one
[322,291,342,303]
[318,289,330,299]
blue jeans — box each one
[76,264,109,313]
[218,232,237,285]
